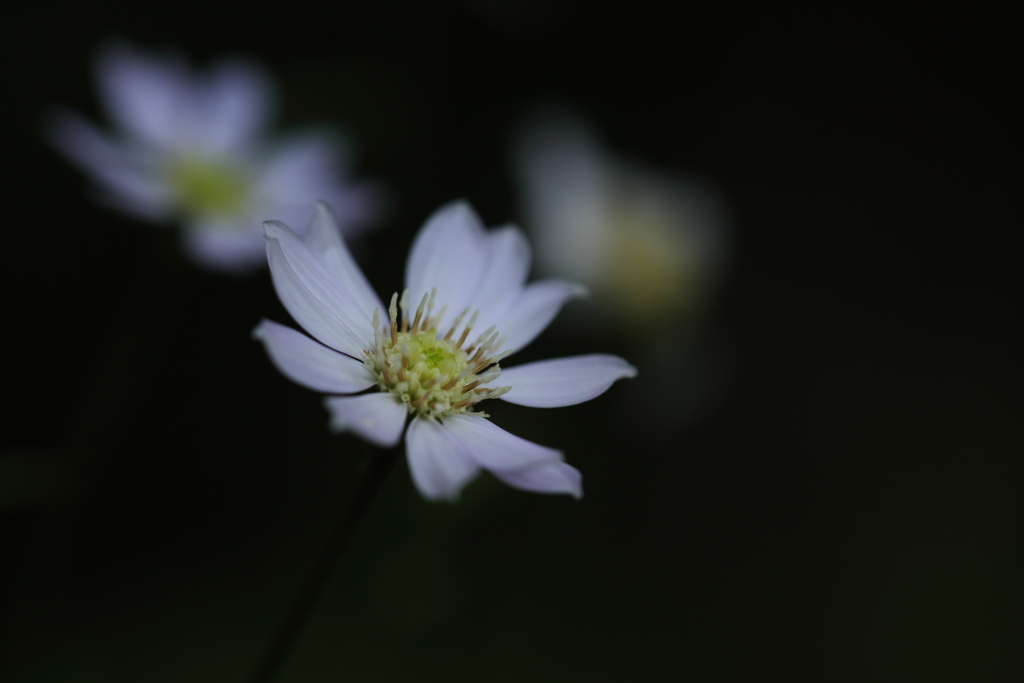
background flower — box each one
[513,108,731,329]
[45,41,383,272]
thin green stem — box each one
[247,445,400,683]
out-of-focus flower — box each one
[513,111,729,329]
[254,201,636,501]
[46,42,381,272]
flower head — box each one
[255,201,636,501]
[514,110,730,326]
[46,41,381,272]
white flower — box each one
[514,111,729,324]
[254,201,636,501]
[46,42,381,272]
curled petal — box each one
[492,461,582,499]
[266,232,367,357]
[264,220,374,355]
[324,393,407,448]
[495,279,588,355]
[442,414,563,471]
[404,200,488,331]
[498,354,637,408]
[405,418,480,501]
[254,319,376,394]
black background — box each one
[1,2,1019,681]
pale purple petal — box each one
[491,461,582,499]
[302,202,384,319]
[253,319,376,394]
[94,42,186,149]
[182,218,266,272]
[265,227,369,356]
[405,418,481,501]
[467,225,532,333]
[498,354,637,408]
[442,414,563,471]
[494,279,588,355]
[264,220,375,353]
[324,393,407,448]
[185,58,274,152]
[258,131,347,200]
[45,110,172,219]
[404,201,488,331]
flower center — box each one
[166,157,249,217]
[364,289,511,420]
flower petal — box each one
[265,226,368,356]
[491,461,582,499]
[264,220,375,354]
[94,42,186,149]
[182,218,266,272]
[254,319,376,394]
[467,225,532,333]
[442,414,563,471]
[405,418,480,501]
[494,279,588,355]
[324,393,407,448]
[498,354,637,408]
[44,110,173,220]
[187,58,274,152]
[303,202,384,320]
[404,200,488,331]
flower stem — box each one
[247,445,400,683]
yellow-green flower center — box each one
[365,289,510,420]
[166,158,249,217]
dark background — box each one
[1,2,1019,681]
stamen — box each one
[456,310,479,349]
[411,291,428,333]
[400,289,410,333]
[444,308,469,341]
[388,293,398,345]
[461,380,482,393]
[474,326,496,346]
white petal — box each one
[181,218,266,272]
[324,393,407,448]
[257,131,349,203]
[494,279,588,355]
[265,228,368,356]
[405,418,480,501]
[264,220,375,354]
[498,354,637,408]
[442,414,563,471]
[467,225,532,333]
[44,111,173,219]
[303,202,384,320]
[404,201,488,331]
[492,461,582,499]
[254,319,376,394]
[94,42,186,148]
[186,58,274,152]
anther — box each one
[388,293,398,345]
[444,308,469,341]
[400,289,410,332]
[462,380,482,393]
[411,291,428,333]
[456,310,479,348]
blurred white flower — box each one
[254,201,636,501]
[514,111,729,327]
[46,42,381,272]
